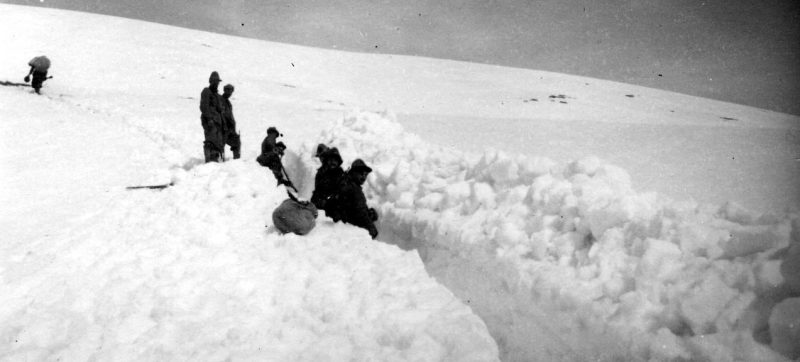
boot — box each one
[203,144,212,163]
[210,150,222,163]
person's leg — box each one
[229,133,241,159]
[203,142,213,162]
[211,125,226,161]
[209,149,222,162]
[203,124,225,162]
[31,71,46,94]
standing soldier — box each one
[325,159,379,239]
[199,71,225,163]
[220,84,241,160]
[25,55,51,94]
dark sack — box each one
[272,199,318,235]
[28,56,51,71]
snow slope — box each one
[0,6,497,362]
[1,4,799,362]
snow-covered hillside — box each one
[2,4,799,362]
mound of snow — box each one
[298,110,799,361]
[0,89,499,360]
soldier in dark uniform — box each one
[220,84,241,160]
[311,146,344,209]
[25,56,51,94]
[326,159,379,239]
[199,71,225,162]
[257,127,291,187]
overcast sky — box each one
[5,0,799,115]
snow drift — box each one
[0,124,498,361]
[291,110,800,361]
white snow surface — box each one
[2,5,800,362]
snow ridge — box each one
[299,110,800,361]
[0,96,499,361]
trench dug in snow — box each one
[284,110,800,361]
[379,230,630,361]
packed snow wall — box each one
[289,110,800,361]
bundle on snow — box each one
[272,199,318,235]
[28,56,51,71]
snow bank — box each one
[0,109,498,361]
[299,110,799,361]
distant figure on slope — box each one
[220,83,241,160]
[24,56,51,94]
[310,145,344,209]
[324,159,379,239]
[256,127,291,187]
[199,71,225,163]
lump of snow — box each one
[595,164,633,190]
[722,224,790,259]
[517,156,556,184]
[648,328,690,361]
[570,165,644,238]
[638,238,682,281]
[677,223,727,259]
[769,298,800,359]
[469,182,496,210]
[754,260,784,292]
[528,229,554,260]
[781,242,800,294]
[443,181,471,209]
[395,191,415,209]
[495,221,527,249]
[678,274,738,334]
[565,156,602,177]
[485,155,519,185]
[717,201,760,225]
[527,174,569,214]
[686,330,789,362]
[415,192,444,210]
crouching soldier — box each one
[257,127,291,187]
[310,145,344,209]
[220,84,241,160]
[325,159,379,239]
[200,71,225,162]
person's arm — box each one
[24,66,34,82]
[348,188,378,238]
[212,94,224,114]
[199,88,210,115]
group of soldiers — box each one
[20,62,378,239]
[200,72,379,239]
[310,145,379,239]
[199,71,241,162]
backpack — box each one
[272,198,318,235]
[28,56,51,72]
